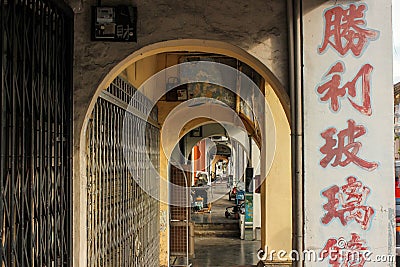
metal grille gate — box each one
[86,77,160,266]
[169,165,191,266]
[0,0,73,266]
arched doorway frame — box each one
[76,39,292,266]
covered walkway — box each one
[191,193,261,267]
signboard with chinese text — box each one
[91,6,137,42]
[303,1,395,266]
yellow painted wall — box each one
[261,83,292,261]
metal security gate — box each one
[0,0,73,266]
[169,165,191,266]
[86,77,160,266]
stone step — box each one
[194,229,240,238]
[194,222,240,231]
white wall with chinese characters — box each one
[303,0,395,266]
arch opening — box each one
[169,121,262,266]
[77,40,292,267]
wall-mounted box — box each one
[92,5,137,42]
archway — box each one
[76,40,292,266]
[175,121,263,266]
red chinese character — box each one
[319,4,379,56]
[320,120,377,171]
[320,233,368,267]
[317,62,373,116]
[321,176,374,230]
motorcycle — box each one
[224,202,245,219]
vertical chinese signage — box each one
[303,1,394,266]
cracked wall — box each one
[73,0,288,139]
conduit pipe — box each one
[287,0,304,266]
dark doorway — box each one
[0,0,73,265]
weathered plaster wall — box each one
[73,0,288,141]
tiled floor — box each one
[190,189,260,267]
[190,237,260,267]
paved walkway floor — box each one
[190,237,260,267]
[190,185,260,266]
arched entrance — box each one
[172,121,263,266]
[76,40,291,266]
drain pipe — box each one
[287,0,304,266]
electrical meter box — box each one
[92,5,137,42]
